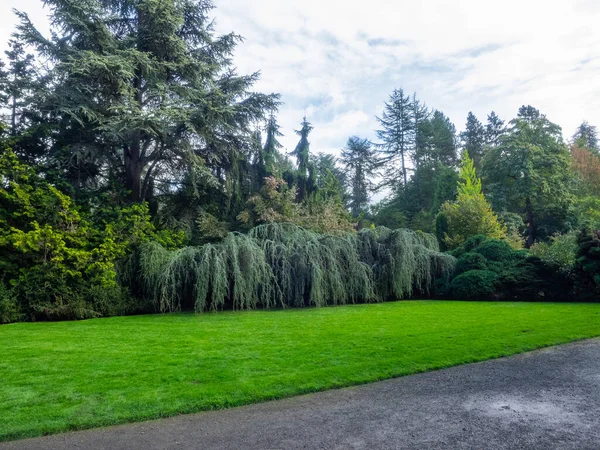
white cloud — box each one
[1,0,599,152]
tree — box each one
[312,153,347,203]
[377,88,415,187]
[460,112,486,169]
[340,137,378,217]
[261,114,284,178]
[12,0,279,202]
[485,111,506,147]
[412,93,430,168]
[291,117,313,200]
[0,40,35,137]
[482,106,572,247]
[429,110,456,166]
[572,121,598,153]
[571,144,600,196]
[437,151,506,249]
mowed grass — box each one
[2,301,600,441]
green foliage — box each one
[451,270,498,300]
[0,282,21,324]
[0,148,167,320]
[530,233,578,274]
[475,239,516,263]
[377,88,415,187]
[482,106,573,245]
[437,152,506,248]
[446,235,573,301]
[460,112,486,169]
[139,223,455,312]
[340,137,378,216]
[454,252,488,276]
[574,230,600,300]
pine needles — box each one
[138,224,455,312]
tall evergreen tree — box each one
[428,111,457,166]
[291,117,313,200]
[485,111,506,147]
[376,88,415,187]
[313,153,347,201]
[572,121,598,153]
[11,0,279,202]
[0,40,35,137]
[459,112,486,169]
[412,93,430,169]
[340,137,378,217]
[261,114,284,178]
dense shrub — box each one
[0,148,176,321]
[451,270,498,300]
[530,232,578,274]
[446,235,574,301]
[475,239,517,262]
[0,282,21,324]
[454,252,488,276]
[574,230,600,300]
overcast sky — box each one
[1,0,599,156]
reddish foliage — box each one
[571,145,600,193]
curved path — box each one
[2,339,600,450]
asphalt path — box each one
[3,339,599,449]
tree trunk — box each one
[401,151,407,186]
[124,141,143,202]
[11,87,17,136]
[525,196,535,248]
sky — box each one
[1,0,599,157]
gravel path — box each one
[3,339,600,450]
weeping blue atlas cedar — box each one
[139,223,455,312]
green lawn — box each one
[1,301,600,441]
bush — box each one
[451,270,499,300]
[574,230,600,300]
[0,148,173,321]
[475,239,517,262]
[530,232,578,274]
[454,252,488,276]
[446,235,575,302]
[0,282,21,324]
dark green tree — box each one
[377,88,415,187]
[412,93,430,168]
[12,0,279,202]
[0,40,35,137]
[572,121,598,153]
[340,137,378,217]
[460,112,486,169]
[482,106,573,247]
[261,114,284,178]
[291,117,313,200]
[428,111,457,166]
[485,111,506,147]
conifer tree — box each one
[261,114,284,179]
[291,117,313,200]
[485,111,506,147]
[11,0,279,202]
[340,137,378,217]
[377,88,415,187]
[0,40,35,137]
[572,121,598,153]
[460,112,486,169]
[437,151,506,248]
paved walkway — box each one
[3,339,600,450]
